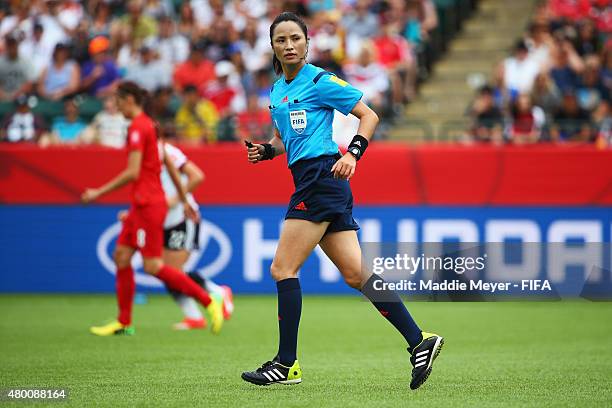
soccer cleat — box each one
[173,317,207,330]
[409,332,444,390]
[241,359,302,386]
[90,320,135,336]
[206,294,224,334]
[221,285,234,320]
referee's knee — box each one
[270,262,297,282]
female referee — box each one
[241,12,443,390]
[81,81,223,336]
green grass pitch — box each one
[1,295,611,407]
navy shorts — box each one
[285,154,360,234]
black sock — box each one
[187,271,207,291]
[276,278,302,366]
[360,274,423,351]
[164,283,182,302]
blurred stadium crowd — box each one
[0,0,442,146]
[0,0,609,146]
[468,0,611,145]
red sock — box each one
[157,265,212,307]
[116,266,135,326]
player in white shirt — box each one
[161,143,234,330]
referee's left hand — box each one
[331,153,356,180]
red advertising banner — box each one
[1,143,611,205]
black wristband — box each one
[261,143,275,160]
[347,134,369,161]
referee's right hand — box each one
[246,143,264,164]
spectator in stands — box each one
[236,94,272,142]
[201,60,246,118]
[590,0,611,34]
[509,93,546,144]
[253,68,272,108]
[498,40,542,98]
[201,60,246,141]
[50,97,87,144]
[467,85,504,144]
[0,2,31,39]
[418,0,439,38]
[89,1,113,39]
[311,35,344,78]
[143,0,175,20]
[547,38,585,93]
[0,34,35,101]
[175,84,219,144]
[177,2,202,40]
[110,0,158,45]
[124,45,172,92]
[531,72,562,121]
[173,42,216,93]
[403,0,424,47]
[37,42,80,101]
[149,86,176,139]
[19,22,54,78]
[343,41,390,116]
[373,18,416,108]
[199,18,240,63]
[38,0,79,47]
[71,20,92,64]
[237,18,271,74]
[342,0,379,59]
[526,22,554,68]
[574,19,601,57]
[551,92,593,142]
[576,56,609,112]
[81,36,121,97]
[154,15,190,67]
[603,44,612,95]
[0,94,47,143]
[81,96,129,148]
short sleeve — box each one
[127,125,144,152]
[315,73,363,116]
[164,143,188,169]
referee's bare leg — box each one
[319,231,424,350]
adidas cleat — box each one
[241,359,302,386]
[409,332,444,390]
[90,320,135,336]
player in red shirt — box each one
[81,81,223,336]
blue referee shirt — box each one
[269,63,363,167]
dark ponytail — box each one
[269,12,308,75]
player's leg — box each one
[184,220,234,320]
[139,205,223,334]
[163,247,207,330]
[319,230,444,389]
[241,219,330,386]
[187,271,234,320]
[90,209,138,336]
